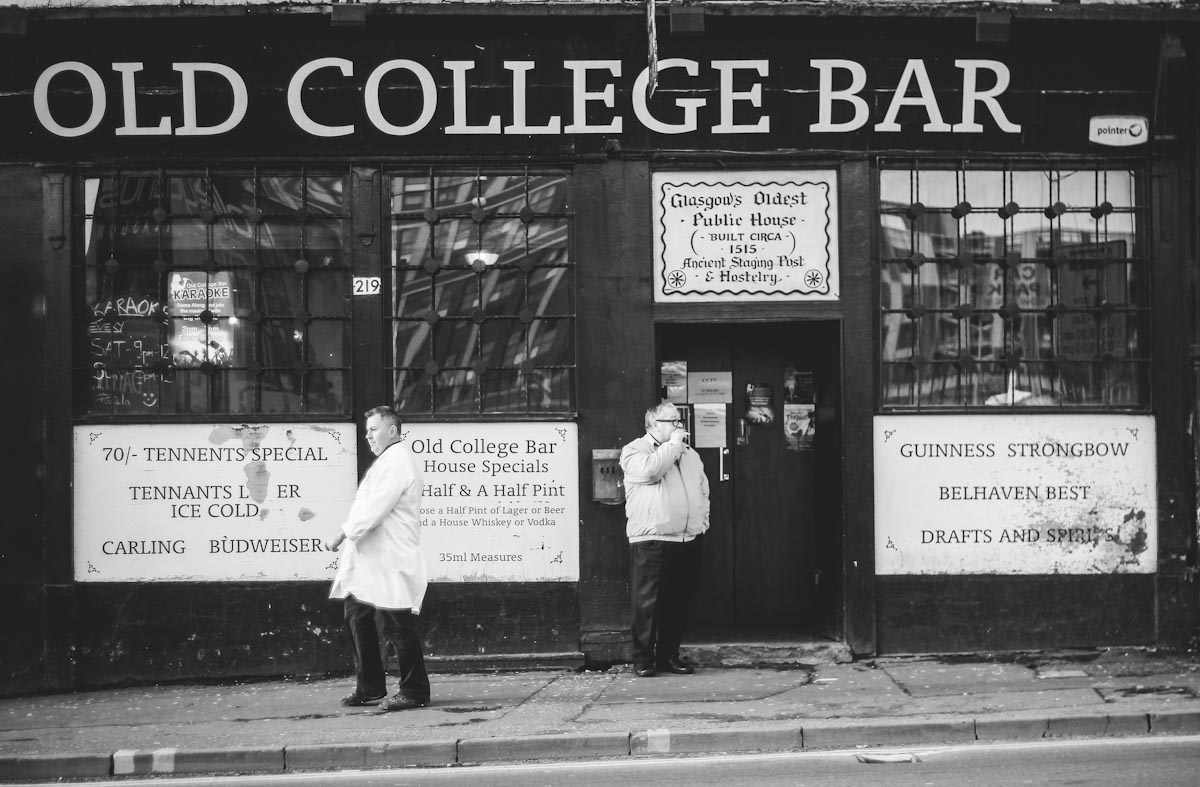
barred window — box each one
[77,169,352,417]
[388,167,575,416]
[879,161,1149,410]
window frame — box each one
[384,165,578,420]
[72,165,356,422]
[875,157,1152,413]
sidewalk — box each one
[2,647,1200,781]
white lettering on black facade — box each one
[32,57,1021,139]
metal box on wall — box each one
[592,449,624,505]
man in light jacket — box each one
[620,401,710,677]
[326,405,430,711]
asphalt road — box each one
[12,735,1199,787]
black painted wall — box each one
[62,582,579,687]
[0,166,45,695]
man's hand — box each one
[669,427,689,446]
[325,532,346,552]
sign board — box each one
[688,371,733,403]
[9,51,1026,159]
[1088,115,1149,147]
[74,423,358,581]
[405,422,579,582]
[652,170,839,303]
[874,414,1156,575]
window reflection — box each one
[389,168,575,415]
[879,162,1147,409]
[77,170,351,417]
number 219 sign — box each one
[353,277,381,296]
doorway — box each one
[657,322,843,639]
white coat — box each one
[328,440,427,613]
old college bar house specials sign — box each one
[874,414,1157,575]
[652,170,840,303]
[405,422,579,583]
[74,423,358,581]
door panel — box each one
[658,322,841,634]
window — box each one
[388,167,575,416]
[878,161,1149,409]
[77,169,352,417]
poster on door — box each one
[784,368,815,452]
[661,360,688,403]
[693,403,727,448]
[874,414,1156,575]
[652,169,840,303]
[405,422,579,582]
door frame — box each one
[654,319,846,639]
[646,159,877,654]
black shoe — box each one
[634,665,657,678]
[657,656,695,675]
[340,690,386,707]
[380,693,428,712]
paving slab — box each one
[879,662,1040,697]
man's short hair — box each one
[364,405,400,429]
[644,400,678,429]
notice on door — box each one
[693,403,727,448]
[74,423,358,582]
[652,170,839,303]
[405,422,579,582]
[874,414,1156,575]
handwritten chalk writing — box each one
[91,297,163,318]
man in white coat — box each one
[326,405,430,712]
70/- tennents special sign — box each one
[652,169,840,303]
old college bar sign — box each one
[0,50,1030,157]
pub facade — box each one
[4,0,1199,693]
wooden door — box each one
[658,322,842,634]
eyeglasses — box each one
[655,418,683,425]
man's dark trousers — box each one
[631,536,702,669]
[344,595,430,702]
